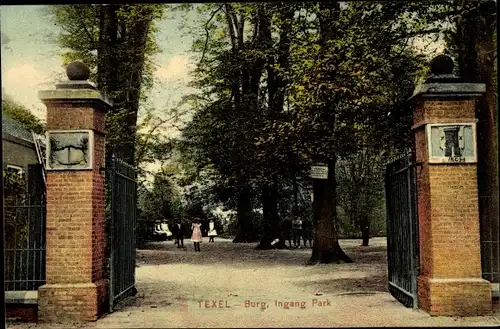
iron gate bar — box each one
[109,156,115,312]
[409,157,419,307]
[385,151,419,309]
[4,202,46,291]
[388,281,413,298]
[108,154,137,312]
[408,164,416,308]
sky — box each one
[1,5,197,123]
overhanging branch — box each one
[201,4,224,64]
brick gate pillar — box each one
[411,55,491,316]
[37,62,111,322]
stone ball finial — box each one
[66,61,90,81]
[429,55,454,76]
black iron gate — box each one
[385,152,419,308]
[4,164,46,291]
[108,155,137,311]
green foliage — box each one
[2,100,45,134]
[174,2,444,245]
[138,172,183,224]
[337,150,386,238]
[3,170,27,200]
[49,4,165,91]
[4,170,29,249]
[442,0,496,79]
[178,4,307,204]
[134,105,184,183]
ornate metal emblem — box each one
[427,123,476,164]
[46,131,93,170]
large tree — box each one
[178,3,272,243]
[262,1,433,263]
[444,0,498,264]
[49,4,166,164]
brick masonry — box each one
[413,96,492,316]
[413,99,477,128]
[417,277,491,316]
[38,280,107,322]
[38,94,109,322]
[46,103,106,133]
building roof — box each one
[2,116,35,144]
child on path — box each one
[208,220,217,242]
[191,218,203,252]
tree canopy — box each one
[46,1,496,261]
[2,100,45,134]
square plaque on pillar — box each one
[426,123,477,164]
[46,130,94,170]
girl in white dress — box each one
[208,220,218,242]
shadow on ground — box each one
[292,273,388,294]
[137,238,388,269]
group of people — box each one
[282,216,313,248]
[170,218,218,252]
[167,215,312,251]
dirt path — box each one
[8,237,500,328]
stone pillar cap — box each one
[39,89,113,107]
[409,54,486,100]
[39,61,113,107]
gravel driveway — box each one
[7,237,500,328]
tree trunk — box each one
[454,0,498,267]
[97,4,118,166]
[233,186,255,243]
[308,156,353,264]
[256,5,296,250]
[114,5,154,164]
[293,174,299,209]
[254,6,285,249]
[224,4,257,243]
[97,4,118,94]
[98,5,119,267]
[96,4,155,165]
[256,181,284,249]
[308,2,352,264]
[360,214,370,246]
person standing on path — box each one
[191,218,203,251]
[172,220,185,248]
[281,217,293,248]
[208,220,217,242]
[292,216,303,248]
[302,219,313,248]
